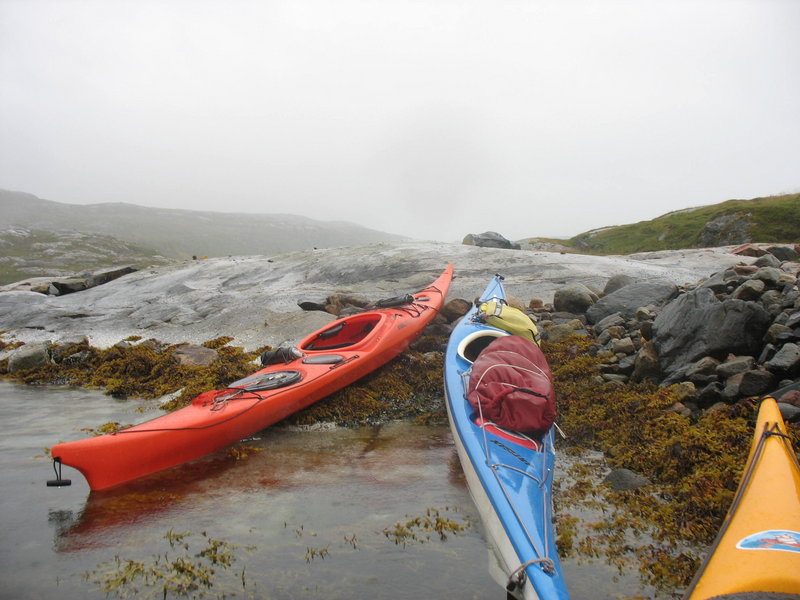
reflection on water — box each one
[0,381,655,599]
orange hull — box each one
[684,396,800,599]
[51,265,452,490]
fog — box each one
[1,0,798,242]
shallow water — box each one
[0,380,658,599]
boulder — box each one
[730,279,764,301]
[697,213,751,247]
[687,356,722,384]
[553,283,598,314]
[730,243,766,257]
[698,271,733,294]
[767,245,799,262]
[586,281,678,325]
[85,265,138,287]
[652,288,772,377]
[722,370,774,399]
[630,341,660,383]
[591,312,626,334]
[715,355,755,378]
[540,320,588,342]
[461,231,520,250]
[50,277,89,295]
[754,253,782,268]
[779,403,800,422]
[172,344,219,367]
[752,267,784,287]
[441,298,472,323]
[603,274,636,295]
[603,468,651,491]
[8,343,53,372]
[764,343,800,376]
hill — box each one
[0,189,407,259]
[0,227,173,285]
[523,193,800,255]
[570,193,799,254]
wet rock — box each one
[172,344,219,367]
[767,245,799,262]
[630,341,660,383]
[586,281,678,325]
[668,401,692,418]
[604,468,651,491]
[764,323,793,345]
[778,389,800,407]
[8,343,53,372]
[298,300,328,312]
[778,402,800,422]
[697,382,725,408]
[722,369,774,399]
[85,265,138,287]
[51,336,90,362]
[541,321,588,342]
[730,243,764,257]
[593,312,626,335]
[730,279,764,301]
[764,343,800,376]
[441,298,472,322]
[553,283,598,314]
[653,289,772,378]
[715,355,755,378]
[603,274,636,295]
[671,381,697,403]
[752,266,784,287]
[687,356,722,384]
[754,253,782,268]
[50,277,89,295]
[612,337,636,355]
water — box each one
[0,381,655,599]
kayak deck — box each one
[684,397,800,599]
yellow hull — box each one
[684,398,800,599]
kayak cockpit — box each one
[456,328,509,363]
[301,313,382,351]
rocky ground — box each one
[3,240,798,419]
[0,240,756,353]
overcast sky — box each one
[1,0,798,242]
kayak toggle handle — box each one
[46,457,72,487]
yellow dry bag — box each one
[477,301,541,345]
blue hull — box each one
[443,275,569,600]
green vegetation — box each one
[565,193,800,255]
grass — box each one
[566,193,800,254]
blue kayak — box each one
[443,274,570,600]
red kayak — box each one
[50,265,453,490]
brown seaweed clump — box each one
[0,337,266,411]
[545,335,798,592]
